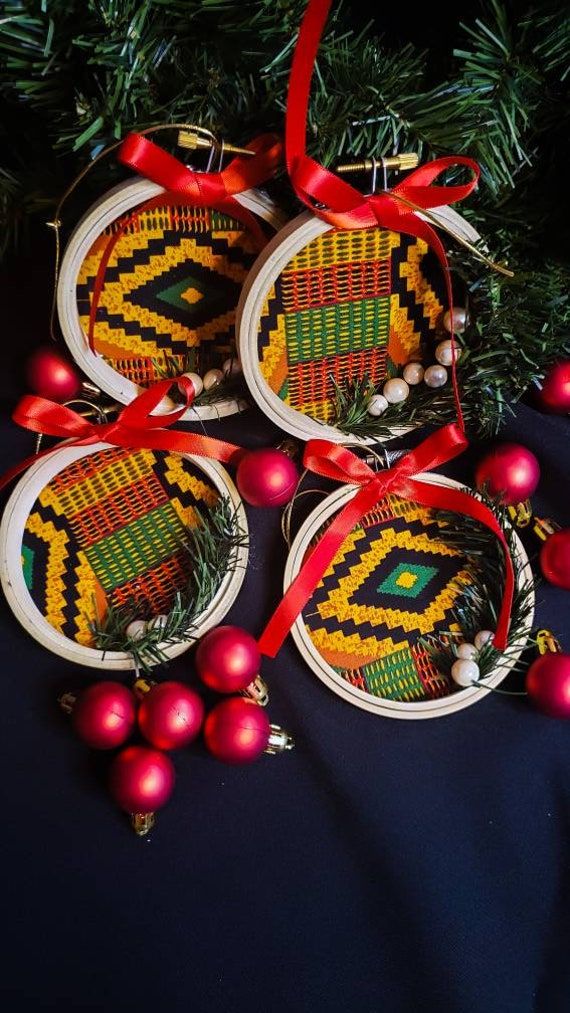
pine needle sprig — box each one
[421,489,535,681]
[90,497,247,672]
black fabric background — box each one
[1,0,569,998]
[1,235,569,1013]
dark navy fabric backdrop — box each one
[1,240,570,1013]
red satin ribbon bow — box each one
[258,424,514,657]
[286,0,481,430]
[0,378,245,494]
[88,131,282,350]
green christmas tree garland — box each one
[0,0,568,433]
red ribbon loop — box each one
[2,379,246,495]
[285,0,483,432]
[258,424,514,658]
[87,131,282,351]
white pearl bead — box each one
[222,356,242,377]
[443,308,467,334]
[367,394,389,416]
[203,368,224,391]
[456,642,478,661]
[148,614,168,633]
[474,630,494,650]
[383,378,410,404]
[435,339,460,367]
[182,371,203,397]
[451,659,480,688]
[424,364,448,388]
[403,362,425,385]
[126,620,147,641]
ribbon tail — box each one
[258,478,384,658]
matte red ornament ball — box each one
[540,529,570,590]
[526,653,570,719]
[26,346,82,401]
[109,746,175,813]
[236,448,298,507]
[475,442,540,505]
[72,681,136,750]
[204,698,271,763]
[196,625,260,693]
[138,681,205,750]
[536,361,570,414]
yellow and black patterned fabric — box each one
[77,205,258,386]
[257,228,445,424]
[302,494,470,701]
[21,448,219,647]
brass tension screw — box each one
[177,131,254,158]
[336,153,420,174]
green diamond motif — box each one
[156,276,205,311]
[377,561,437,599]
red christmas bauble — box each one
[109,746,175,813]
[536,361,570,414]
[236,448,298,507]
[26,346,82,401]
[526,653,570,719]
[138,681,204,750]
[72,681,136,750]
[204,698,270,763]
[540,529,570,590]
[475,442,540,505]
[196,625,260,693]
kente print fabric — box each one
[257,228,444,424]
[21,447,219,647]
[302,494,470,701]
[77,204,258,385]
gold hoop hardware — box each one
[335,153,513,279]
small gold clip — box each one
[506,500,533,529]
[536,629,562,655]
[532,515,559,542]
[132,812,155,836]
[177,130,253,158]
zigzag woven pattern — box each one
[302,493,469,701]
[77,204,258,385]
[257,227,444,424]
[21,447,219,647]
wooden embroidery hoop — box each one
[237,205,482,444]
[57,178,283,421]
[0,443,248,670]
[283,473,534,719]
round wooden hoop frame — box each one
[57,179,282,421]
[237,206,482,444]
[0,443,249,670]
[284,473,534,719]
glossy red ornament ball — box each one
[536,361,570,414]
[526,653,570,719]
[138,681,204,750]
[26,346,82,401]
[236,448,298,507]
[196,625,260,693]
[540,529,570,590]
[109,746,175,813]
[204,698,270,763]
[72,681,136,750]
[475,442,540,505]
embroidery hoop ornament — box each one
[282,473,534,719]
[56,125,284,421]
[237,202,483,444]
[0,445,248,670]
[0,378,252,671]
